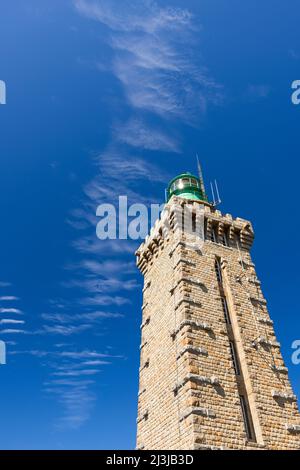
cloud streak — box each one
[114,119,180,152]
[75,0,221,124]
[0,281,12,288]
[41,311,123,323]
[39,349,123,429]
[0,284,26,341]
[0,308,23,314]
[0,319,25,325]
[0,296,19,301]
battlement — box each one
[136,196,254,275]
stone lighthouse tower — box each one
[136,170,300,450]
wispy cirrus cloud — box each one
[0,319,25,325]
[16,348,124,429]
[75,0,192,33]
[72,236,135,255]
[38,324,93,336]
[63,259,136,294]
[0,281,12,288]
[114,118,180,152]
[0,307,23,314]
[62,277,138,294]
[0,296,19,301]
[77,295,130,306]
[53,359,111,369]
[98,150,168,183]
[80,359,110,366]
[67,148,168,239]
[45,380,97,430]
[52,369,100,377]
[41,310,123,323]
[58,350,122,359]
[0,284,26,340]
[75,0,221,125]
[12,349,122,360]
[11,345,123,428]
[1,329,26,335]
[69,259,135,276]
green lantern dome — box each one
[166,172,208,202]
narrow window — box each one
[239,395,256,441]
[222,227,230,247]
[215,257,222,283]
[221,296,231,324]
[235,230,241,248]
[229,341,240,374]
[192,212,196,233]
[204,218,208,240]
[211,224,217,243]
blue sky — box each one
[0,0,300,450]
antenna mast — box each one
[196,154,206,198]
[210,179,222,207]
[196,154,222,206]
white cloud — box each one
[0,319,25,324]
[0,308,23,314]
[72,236,136,255]
[0,329,25,334]
[44,379,95,386]
[52,369,100,377]
[0,296,19,301]
[58,350,121,359]
[0,281,12,288]
[78,295,131,306]
[11,349,122,359]
[66,259,135,276]
[114,118,180,152]
[75,0,221,123]
[45,379,97,430]
[41,311,123,323]
[41,346,123,429]
[75,0,192,34]
[81,360,111,366]
[10,349,50,357]
[42,324,92,336]
[62,277,138,293]
[25,325,93,336]
[13,343,123,429]
[96,148,168,184]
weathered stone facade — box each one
[136,196,300,450]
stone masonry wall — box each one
[136,197,300,450]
